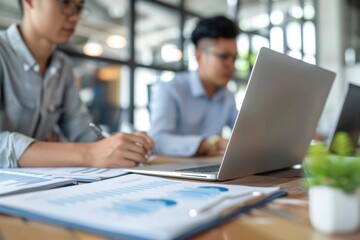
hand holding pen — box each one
[89,123,111,138]
[88,123,154,168]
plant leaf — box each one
[330,131,354,156]
[303,132,360,193]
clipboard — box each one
[0,174,287,240]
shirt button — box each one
[48,104,56,112]
[50,67,57,75]
[23,64,30,71]
[34,65,40,72]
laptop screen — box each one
[327,83,360,151]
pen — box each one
[90,122,152,164]
[89,122,111,138]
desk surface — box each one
[0,156,359,240]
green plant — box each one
[330,132,355,156]
[303,132,360,193]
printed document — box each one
[0,169,76,196]
[8,167,128,182]
[0,174,281,240]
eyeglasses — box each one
[201,49,238,64]
[58,0,90,18]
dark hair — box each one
[18,0,23,14]
[191,15,239,47]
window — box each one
[66,0,130,61]
[185,0,233,18]
[71,58,129,133]
[134,68,175,131]
[135,1,182,69]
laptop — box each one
[327,83,360,151]
[127,47,335,181]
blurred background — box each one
[0,0,358,137]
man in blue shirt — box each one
[0,0,154,167]
[149,16,239,157]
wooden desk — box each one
[0,157,359,240]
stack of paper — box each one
[8,167,128,182]
[0,170,76,196]
[0,174,283,240]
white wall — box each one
[316,0,347,136]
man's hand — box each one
[86,132,155,168]
[197,136,228,156]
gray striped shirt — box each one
[0,24,99,167]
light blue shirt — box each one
[0,24,99,167]
[149,71,238,157]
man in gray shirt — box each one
[0,0,153,168]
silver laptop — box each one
[127,47,335,181]
[327,83,360,151]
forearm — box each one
[18,132,155,168]
[18,141,89,167]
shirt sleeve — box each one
[0,132,35,167]
[0,60,28,167]
[149,83,203,157]
[57,65,99,142]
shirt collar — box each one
[189,71,206,97]
[189,71,226,101]
[7,24,37,70]
[47,53,62,75]
[6,24,62,74]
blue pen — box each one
[89,123,111,138]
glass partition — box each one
[0,0,21,29]
[185,0,232,17]
[134,68,175,131]
[135,0,182,69]
[71,58,130,133]
[66,0,130,61]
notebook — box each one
[126,47,335,181]
[327,82,360,150]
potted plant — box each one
[303,132,360,234]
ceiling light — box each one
[83,42,104,57]
[271,11,284,25]
[304,5,315,19]
[106,35,127,49]
[161,44,182,63]
[290,6,303,19]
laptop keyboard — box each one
[175,164,220,173]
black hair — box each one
[191,15,240,47]
[18,0,23,15]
